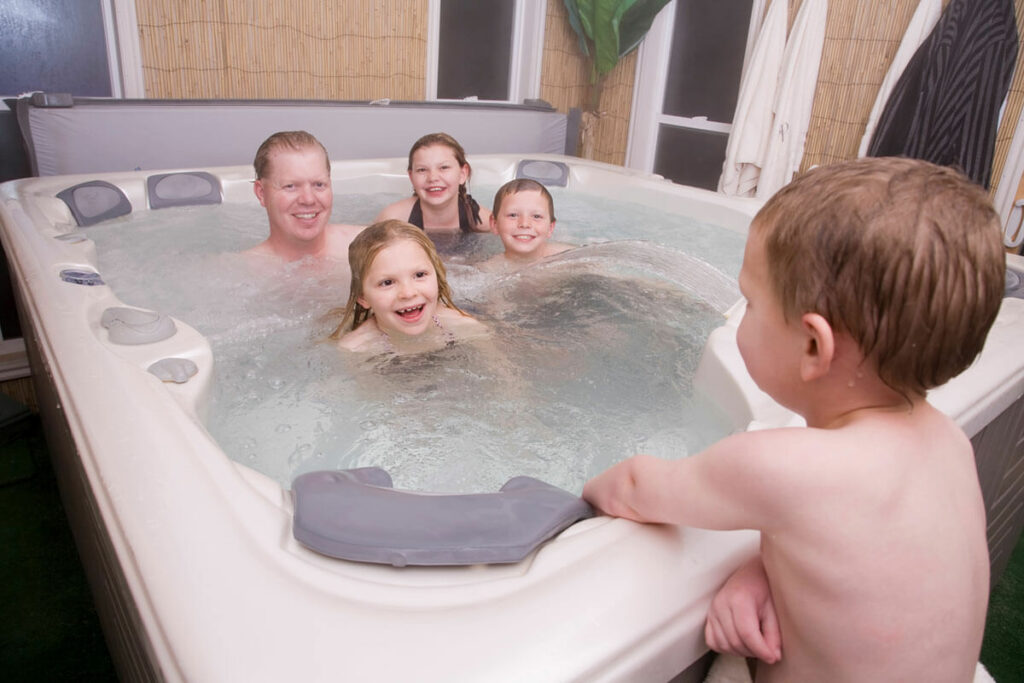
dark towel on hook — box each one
[868,0,1018,188]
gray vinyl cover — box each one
[17,95,570,176]
[55,180,132,226]
[292,467,594,567]
[146,171,222,208]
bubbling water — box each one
[87,188,746,494]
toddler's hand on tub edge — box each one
[705,555,782,664]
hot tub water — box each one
[87,189,745,493]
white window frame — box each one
[626,0,765,173]
[426,0,546,103]
[104,0,145,97]
[0,0,143,101]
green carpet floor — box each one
[1,408,1022,682]
[0,414,116,682]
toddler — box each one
[584,157,1005,682]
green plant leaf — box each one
[562,0,592,57]
[564,0,671,81]
[591,0,626,76]
[618,0,672,58]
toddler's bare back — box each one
[756,402,988,682]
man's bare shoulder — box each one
[241,240,278,260]
[328,222,365,235]
[325,223,365,260]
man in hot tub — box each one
[246,131,363,263]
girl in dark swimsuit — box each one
[374,133,491,234]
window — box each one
[427,0,545,103]
[0,0,112,96]
[628,0,760,190]
[437,0,515,100]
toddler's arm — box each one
[705,555,782,664]
[582,428,822,531]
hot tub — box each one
[2,154,1023,682]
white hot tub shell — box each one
[2,154,1023,682]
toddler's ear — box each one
[799,313,835,382]
[489,214,498,234]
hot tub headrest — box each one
[145,171,221,208]
[516,159,570,187]
[56,180,132,227]
[292,467,594,567]
[146,171,223,209]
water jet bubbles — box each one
[275,423,292,433]
[287,443,313,467]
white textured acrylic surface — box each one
[3,154,1023,681]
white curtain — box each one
[755,0,829,200]
[718,0,788,197]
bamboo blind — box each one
[800,0,922,171]
[136,0,428,100]
[134,0,1024,189]
[801,0,1024,199]
[990,0,1024,197]
[539,0,636,165]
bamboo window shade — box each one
[800,0,1024,200]
[136,0,429,101]
[135,0,1024,191]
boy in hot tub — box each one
[583,157,1004,682]
[478,178,574,273]
[245,131,363,264]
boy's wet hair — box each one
[329,219,466,338]
[491,178,556,220]
[253,130,330,179]
[753,156,1005,396]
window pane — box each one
[653,125,729,190]
[438,0,514,100]
[662,0,752,122]
[0,0,111,96]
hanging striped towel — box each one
[867,0,1018,189]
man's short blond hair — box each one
[753,157,1005,396]
[253,130,329,179]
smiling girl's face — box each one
[408,144,469,209]
[356,238,440,338]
